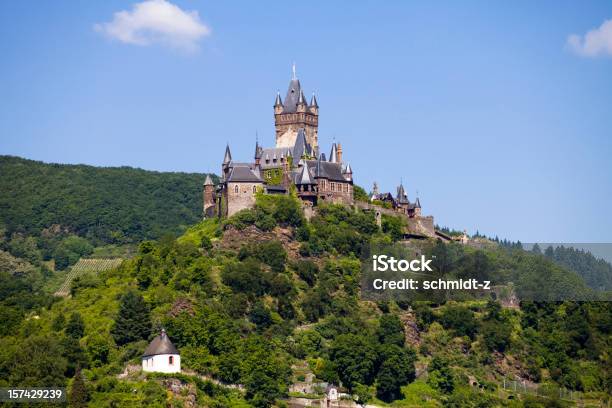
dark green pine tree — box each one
[65,312,85,339]
[111,290,152,345]
[68,367,89,408]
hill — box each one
[0,194,609,407]
[0,155,214,245]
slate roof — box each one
[296,164,315,185]
[260,147,292,169]
[227,165,263,182]
[203,175,214,186]
[397,184,409,204]
[310,93,318,108]
[283,78,301,113]
[329,143,338,163]
[292,128,314,159]
[223,145,232,164]
[307,158,346,182]
[143,329,179,357]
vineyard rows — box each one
[54,258,123,297]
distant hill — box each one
[0,156,216,244]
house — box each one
[142,329,180,373]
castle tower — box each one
[274,64,319,149]
[203,175,215,218]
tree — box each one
[293,260,318,286]
[440,305,478,340]
[427,356,454,394]
[65,312,85,339]
[111,290,152,345]
[7,335,68,387]
[68,366,89,408]
[376,345,416,402]
[377,314,405,347]
[249,301,272,330]
[329,334,378,390]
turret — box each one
[329,143,338,163]
[309,93,319,115]
[342,162,353,181]
[222,144,232,179]
[274,92,283,114]
[203,175,215,218]
[297,89,307,113]
[254,139,263,167]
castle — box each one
[203,67,431,234]
[203,66,354,218]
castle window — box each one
[331,183,335,192]
[169,356,174,365]
[253,185,257,193]
[234,185,239,193]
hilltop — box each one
[0,155,214,245]
[0,193,609,407]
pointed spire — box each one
[223,144,232,164]
[254,138,262,160]
[415,197,421,208]
[344,163,352,174]
[274,91,282,106]
[204,174,214,186]
[298,89,306,105]
[309,92,318,108]
[297,163,314,185]
[315,153,324,178]
[329,143,338,163]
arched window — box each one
[234,185,239,193]
[253,185,257,193]
[169,356,174,365]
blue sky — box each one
[1,1,611,242]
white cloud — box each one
[567,19,612,57]
[94,0,211,52]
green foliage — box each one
[239,240,287,273]
[376,345,417,402]
[427,356,455,394]
[0,155,211,245]
[111,290,151,346]
[65,312,85,339]
[381,214,404,241]
[440,305,479,340]
[292,259,318,286]
[69,367,90,408]
[352,185,369,202]
[329,334,378,390]
[377,314,405,347]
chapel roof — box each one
[143,329,179,357]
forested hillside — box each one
[0,156,213,244]
[0,193,609,407]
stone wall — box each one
[274,112,318,147]
[317,179,353,205]
[226,182,262,217]
[405,215,435,237]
